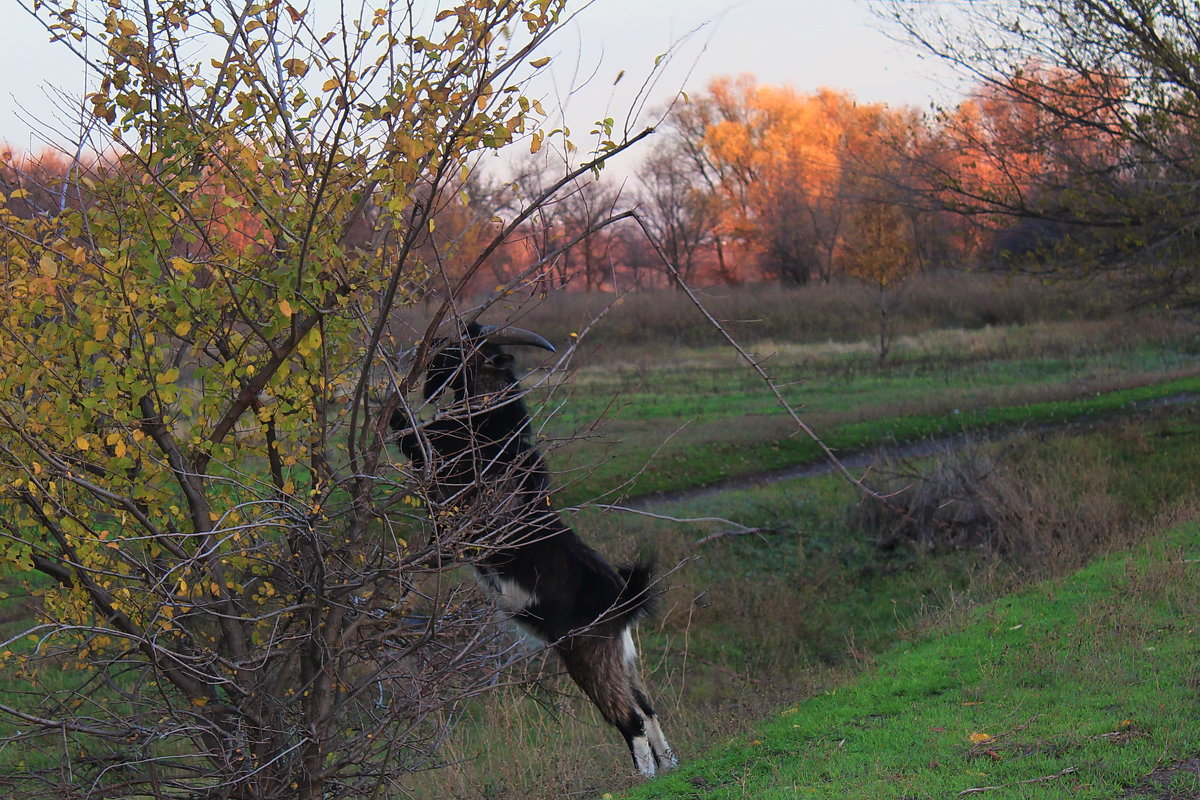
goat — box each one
[391,323,677,776]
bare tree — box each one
[637,145,723,287]
[883,0,1200,309]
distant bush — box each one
[852,436,1123,572]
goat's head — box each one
[423,322,556,403]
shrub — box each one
[853,436,1123,572]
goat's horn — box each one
[474,325,556,353]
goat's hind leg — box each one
[632,687,677,772]
[621,628,677,773]
[614,691,676,777]
[561,635,663,777]
[617,628,676,775]
[614,708,659,777]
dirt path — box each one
[1121,756,1200,799]
[630,392,1200,508]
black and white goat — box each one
[391,323,676,777]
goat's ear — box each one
[485,353,515,370]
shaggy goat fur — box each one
[391,323,676,776]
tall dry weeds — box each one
[406,271,1125,360]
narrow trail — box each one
[630,391,1200,508]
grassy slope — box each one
[4,300,1198,794]
[625,520,1200,800]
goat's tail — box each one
[613,560,657,627]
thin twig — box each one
[958,766,1077,795]
[588,503,788,546]
[691,526,789,547]
[630,212,884,500]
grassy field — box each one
[402,400,1200,799]
[6,274,1200,797]
[390,276,1200,799]
[504,272,1122,354]
[537,315,1200,504]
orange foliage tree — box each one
[915,66,1126,265]
[663,76,929,286]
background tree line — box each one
[0,61,1144,300]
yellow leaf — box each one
[75,436,90,451]
[72,247,87,265]
[283,58,309,77]
[191,696,208,707]
[282,480,296,495]
[177,180,198,194]
[322,77,340,92]
[170,256,195,274]
[175,321,192,337]
[9,188,29,199]
[968,732,991,744]
[279,299,294,318]
[529,57,551,68]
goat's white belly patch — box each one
[480,572,538,613]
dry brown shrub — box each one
[854,436,1125,572]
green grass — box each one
[551,371,1200,505]
[4,293,1200,796]
[624,519,1200,799]
[537,318,1200,504]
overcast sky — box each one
[0,0,963,156]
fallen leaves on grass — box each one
[1094,719,1147,745]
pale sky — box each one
[0,0,962,158]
